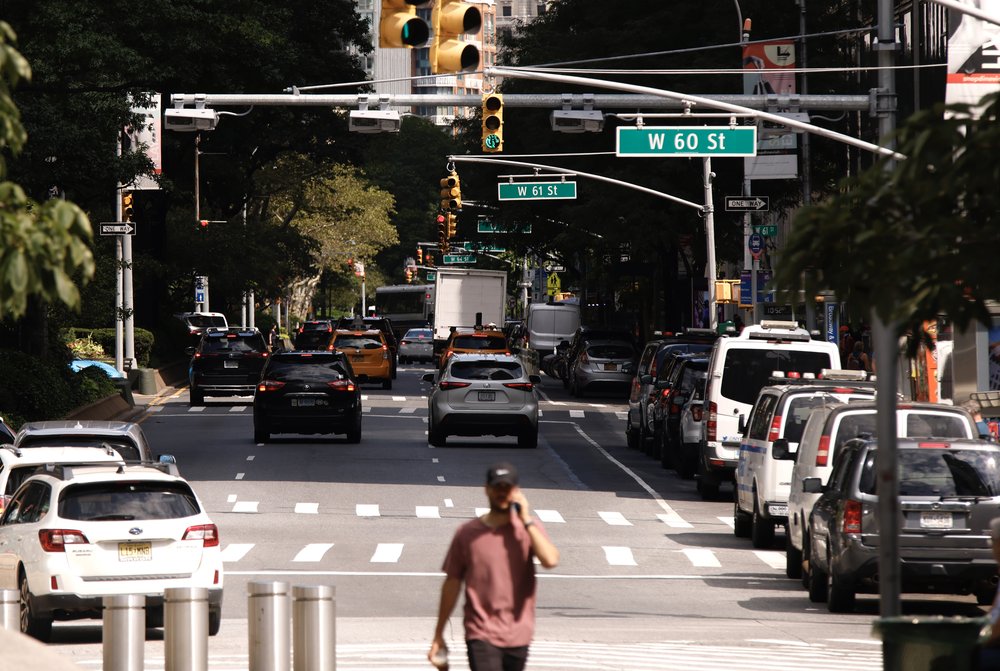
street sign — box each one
[99,222,136,236]
[748,233,764,258]
[498,181,577,201]
[442,254,476,264]
[458,243,506,253]
[477,217,532,234]
[724,196,770,212]
[753,224,779,237]
[546,272,561,297]
[425,271,437,281]
[195,290,205,303]
[616,126,757,157]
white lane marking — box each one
[416,506,440,518]
[615,411,628,421]
[754,551,786,570]
[235,473,245,480]
[148,406,164,413]
[400,407,416,414]
[603,546,637,566]
[189,406,206,413]
[475,507,488,517]
[591,403,607,408]
[436,476,445,482]
[246,455,255,461]
[370,543,404,563]
[717,516,736,529]
[569,409,585,419]
[295,502,319,514]
[361,395,369,401]
[432,458,439,463]
[535,509,565,523]
[682,549,721,568]
[538,409,544,417]
[356,504,380,517]
[220,544,254,562]
[657,512,694,529]
[227,494,237,503]
[599,511,632,526]
[232,501,259,513]
[391,396,406,402]
[444,499,454,508]
[229,406,246,413]
[362,407,372,413]
[293,543,335,562]
[536,388,563,405]
[824,638,883,646]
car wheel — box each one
[428,419,447,447]
[19,572,52,642]
[801,534,812,589]
[678,445,697,479]
[346,413,362,444]
[382,378,392,390]
[807,549,828,603]
[696,478,719,501]
[750,499,775,548]
[208,605,222,637]
[785,533,803,580]
[254,423,270,444]
[626,420,639,450]
[733,499,752,538]
[827,563,856,613]
[518,430,538,449]
[659,431,674,470]
[189,387,205,406]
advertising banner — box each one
[946,1,1000,108]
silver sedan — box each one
[423,353,540,448]
[398,328,434,364]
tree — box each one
[0,22,94,321]
[772,94,1000,338]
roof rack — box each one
[41,460,180,481]
[744,320,811,342]
[768,369,877,387]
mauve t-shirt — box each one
[442,517,547,647]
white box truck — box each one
[430,268,507,343]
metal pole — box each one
[102,595,145,671]
[165,586,209,671]
[249,581,290,671]
[0,589,18,630]
[292,585,336,671]
[115,236,124,374]
[123,232,135,369]
[703,157,718,332]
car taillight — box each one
[918,442,951,449]
[767,415,782,442]
[692,405,703,422]
[39,529,89,552]
[503,382,533,391]
[660,389,671,400]
[183,524,220,548]
[843,499,862,534]
[707,402,718,441]
[401,340,410,345]
[328,380,356,392]
[382,344,389,360]
[439,381,471,390]
[257,380,286,392]
[245,352,269,358]
[816,434,831,466]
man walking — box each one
[429,462,559,671]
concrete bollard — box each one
[292,585,336,671]
[249,581,290,671]
[165,587,209,671]
[0,589,19,631]
[102,594,145,671]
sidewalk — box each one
[64,359,188,423]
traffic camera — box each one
[430,0,482,74]
[482,93,504,153]
[440,172,461,211]
[379,0,431,48]
[164,107,219,132]
[121,192,135,221]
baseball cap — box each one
[486,462,518,487]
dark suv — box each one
[805,437,1000,612]
[337,317,398,379]
[188,328,270,405]
[252,351,362,443]
[293,320,334,350]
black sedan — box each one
[252,351,363,443]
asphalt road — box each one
[42,364,986,669]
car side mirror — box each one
[772,438,789,460]
[738,414,747,434]
[422,372,436,383]
[158,454,177,465]
[802,477,824,493]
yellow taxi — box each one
[329,329,393,390]
[439,326,510,368]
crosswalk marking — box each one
[357,504,380,517]
[717,516,735,529]
[415,506,440,518]
[362,406,372,413]
[569,409,585,418]
[616,411,628,420]
[232,501,258,513]
[657,511,694,529]
[475,507,488,517]
[293,543,334,562]
[391,396,406,401]
[535,509,565,523]
[599,511,632,526]
[148,405,164,413]
[753,550,786,570]
[220,543,254,562]
[371,543,404,563]
[189,406,205,413]
[229,406,246,413]
[295,502,319,514]
[400,406,417,414]
[603,546,637,566]
[682,548,721,568]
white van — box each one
[698,321,841,500]
[525,303,580,355]
[786,400,977,581]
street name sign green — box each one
[477,218,532,234]
[616,126,758,157]
[498,181,577,201]
[753,224,778,237]
[442,254,476,264]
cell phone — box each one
[512,502,522,515]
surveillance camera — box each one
[164,107,219,132]
[349,110,402,134]
[550,109,605,133]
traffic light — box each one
[416,247,423,265]
[440,171,461,211]
[199,219,210,229]
[405,268,414,283]
[425,253,435,268]
[379,0,431,48]
[430,0,482,74]
[446,212,457,239]
[437,213,447,243]
[121,192,134,221]
[482,93,503,153]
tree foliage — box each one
[773,93,1000,336]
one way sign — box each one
[724,196,770,212]
[99,222,136,236]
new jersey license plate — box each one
[920,511,953,529]
[603,363,618,371]
[478,391,496,402]
[119,542,152,562]
[224,360,239,369]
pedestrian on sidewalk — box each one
[429,462,560,671]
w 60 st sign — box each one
[616,126,757,157]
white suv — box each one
[0,445,124,515]
[0,462,223,640]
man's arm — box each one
[429,576,462,663]
[511,489,560,568]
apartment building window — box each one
[357,0,373,9]
[537,3,546,14]
[502,4,512,17]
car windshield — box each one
[265,359,349,381]
[587,343,634,359]
[334,336,383,350]
[784,396,841,444]
[187,315,226,328]
[202,335,266,353]
[720,349,832,405]
[833,411,972,447]
[452,335,506,350]
[301,322,331,331]
[859,448,1000,497]
[16,437,141,462]
[59,481,201,521]
[450,361,523,381]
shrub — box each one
[68,365,118,407]
[87,328,154,366]
[0,349,75,420]
[67,337,106,359]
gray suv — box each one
[805,437,1000,612]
